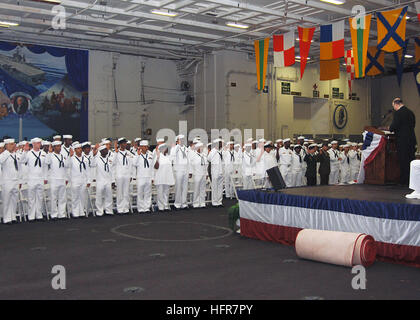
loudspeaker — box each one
[266,166,286,190]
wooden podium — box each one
[363,126,400,185]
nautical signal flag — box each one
[320,21,345,60]
[273,31,295,68]
[377,6,408,52]
[349,14,372,78]
[393,39,409,86]
[346,50,355,93]
[254,38,270,91]
[416,2,420,22]
[366,46,385,76]
[298,26,315,79]
[320,59,340,81]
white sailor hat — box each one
[317,144,322,148]
[195,142,204,148]
[358,143,363,146]
[4,138,15,144]
[298,136,305,140]
[176,134,185,141]
[42,141,51,146]
[207,143,212,147]
[98,145,107,152]
[328,143,332,147]
[102,140,111,145]
[303,142,309,145]
[246,138,253,143]
[234,144,241,148]
[350,142,357,147]
[127,140,131,144]
[343,144,350,148]
[192,139,200,144]
[63,135,72,139]
[283,138,291,143]
[81,142,91,147]
[343,139,350,142]
[134,137,141,142]
[0,142,4,148]
[52,141,62,146]
[213,138,222,143]
[259,138,266,143]
[118,137,127,143]
[73,143,82,149]
[294,144,302,149]
[158,143,168,151]
[156,137,165,143]
[53,135,61,140]
[19,141,27,146]
[309,143,317,149]
[194,137,201,141]
[275,139,283,143]
[72,141,80,147]
[331,140,338,144]
[31,137,42,144]
[140,140,149,146]
[264,141,273,147]
[226,141,234,145]
[244,143,252,148]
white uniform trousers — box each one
[291,171,303,187]
[27,181,44,221]
[340,167,350,184]
[224,168,234,198]
[280,165,291,188]
[116,176,131,213]
[193,175,206,208]
[329,167,340,185]
[242,175,254,190]
[95,182,114,216]
[49,182,67,219]
[1,182,18,223]
[211,173,224,206]
[174,171,189,209]
[71,183,87,217]
[156,184,170,211]
[350,166,360,181]
[137,178,152,212]
[409,160,420,193]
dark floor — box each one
[282,184,420,205]
[0,200,419,300]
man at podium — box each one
[389,98,417,186]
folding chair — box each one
[205,176,212,205]
[230,173,244,200]
[18,185,29,222]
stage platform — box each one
[237,185,420,268]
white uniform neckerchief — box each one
[85,154,92,167]
[54,153,65,168]
[196,151,205,166]
[178,145,187,159]
[100,156,110,172]
[10,153,18,171]
[119,150,128,166]
[63,146,70,156]
[75,155,86,172]
[32,151,42,167]
[140,152,150,168]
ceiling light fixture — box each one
[151,9,178,17]
[320,0,345,5]
[0,21,19,27]
[226,22,249,29]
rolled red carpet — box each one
[295,229,377,267]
